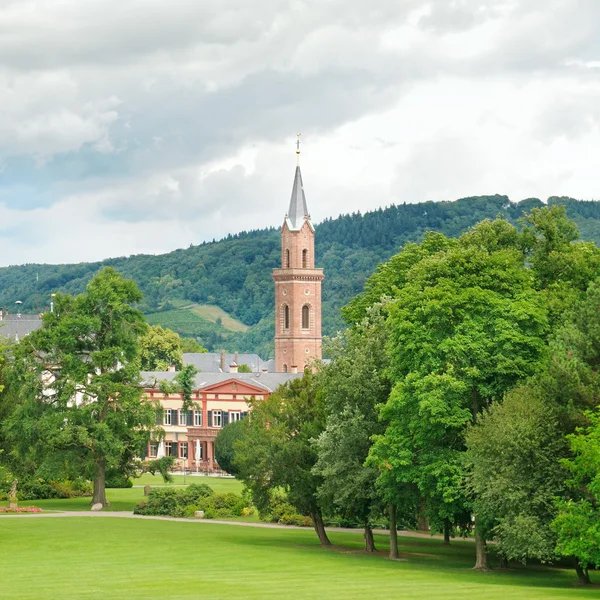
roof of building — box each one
[285,166,311,231]
[0,314,43,342]
[183,352,275,373]
[141,370,301,393]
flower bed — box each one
[0,506,43,514]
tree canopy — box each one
[3,268,160,506]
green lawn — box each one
[1,517,596,599]
[0,475,244,512]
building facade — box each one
[142,371,299,471]
[272,160,324,373]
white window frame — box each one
[164,409,173,426]
[149,442,158,458]
[229,411,241,423]
[179,442,188,459]
[193,410,202,427]
[213,410,223,428]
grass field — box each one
[146,308,227,340]
[145,302,248,345]
[190,304,249,332]
[1,517,596,600]
[0,475,244,513]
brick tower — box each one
[273,141,324,373]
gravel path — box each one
[0,510,473,541]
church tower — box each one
[273,139,324,373]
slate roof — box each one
[0,314,43,342]
[183,352,275,373]
[141,370,301,393]
[285,166,311,231]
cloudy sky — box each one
[1,0,599,266]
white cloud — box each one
[1,0,600,265]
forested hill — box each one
[2,195,600,356]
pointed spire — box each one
[287,166,309,230]
[286,133,309,230]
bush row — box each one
[259,496,313,527]
[133,484,252,520]
[1,477,93,500]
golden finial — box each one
[296,133,301,166]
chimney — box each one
[220,350,225,372]
[234,351,239,364]
[167,365,176,373]
[291,366,298,374]
[262,368,268,373]
[230,362,238,374]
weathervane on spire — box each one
[296,132,301,166]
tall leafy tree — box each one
[314,305,391,552]
[140,324,184,371]
[465,387,568,566]
[4,268,159,506]
[235,373,331,545]
[179,337,208,354]
[553,412,600,584]
[214,419,245,476]
[466,278,600,582]
[368,219,549,569]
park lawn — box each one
[0,475,244,513]
[1,517,597,600]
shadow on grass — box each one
[212,525,592,592]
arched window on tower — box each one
[284,305,290,330]
[302,249,308,268]
[285,249,290,268]
[302,305,310,329]
[283,364,288,373]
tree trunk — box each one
[310,509,331,546]
[443,520,451,545]
[499,555,508,569]
[389,504,399,560]
[473,521,490,571]
[574,560,591,585]
[417,497,429,531]
[92,457,110,507]
[364,524,376,552]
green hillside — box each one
[2,195,600,356]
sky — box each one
[1,0,600,266]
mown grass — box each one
[0,475,244,513]
[1,517,596,600]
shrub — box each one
[105,470,133,488]
[132,486,250,520]
[260,496,297,523]
[15,477,92,500]
[181,483,214,505]
[134,487,182,516]
[279,514,314,527]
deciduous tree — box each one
[140,325,184,371]
[368,219,549,569]
[235,373,331,545]
[4,268,160,507]
[314,305,390,552]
